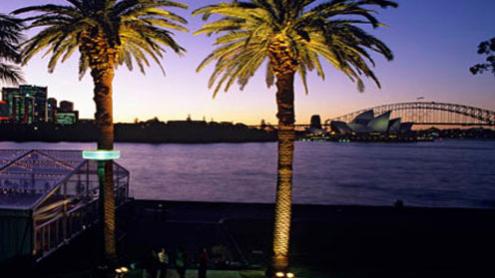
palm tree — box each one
[193,0,397,274]
[14,0,188,262]
[0,14,24,85]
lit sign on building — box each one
[56,113,77,125]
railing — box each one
[33,199,98,260]
[327,102,495,126]
[33,175,129,261]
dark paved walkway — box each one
[5,200,495,278]
[121,200,495,278]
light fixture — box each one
[82,150,120,161]
[274,272,295,278]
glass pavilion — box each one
[0,150,129,262]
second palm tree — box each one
[194,0,397,275]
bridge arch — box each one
[325,102,495,127]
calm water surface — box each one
[1,140,494,208]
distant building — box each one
[47,98,57,123]
[307,114,324,135]
[56,100,79,125]
[1,85,48,124]
[56,112,78,125]
[310,115,322,129]
[0,86,81,125]
[2,87,33,123]
[0,101,9,121]
[59,100,74,113]
[331,110,413,135]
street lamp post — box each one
[83,150,121,198]
[82,150,121,193]
[82,150,121,265]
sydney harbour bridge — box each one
[318,101,495,129]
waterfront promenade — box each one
[10,199,494,278]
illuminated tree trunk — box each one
[272,71,296,274]
[268,33,298,275]
[91,64,117,263]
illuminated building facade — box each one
[1,85,48,124]
[56,100,79,125]
[0,101,9,122]
[0,86,80,125]
[331,110,413,135]
[47,97,57,122]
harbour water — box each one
[1,140,494,208]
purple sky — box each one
[0,0,494,124]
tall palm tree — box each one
[193,0,397,274]
[0,14,24,85]
[14,0,188,262]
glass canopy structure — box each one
[0,150,129,263]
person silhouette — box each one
[198,248,208,278]
[175,247,187,278]
[158,248,169,278]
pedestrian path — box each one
[131,269,265,278]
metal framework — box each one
[326,102,495,127]
[0,150,129,262]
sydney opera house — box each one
[330,110,413,135]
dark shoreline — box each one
[0,122,277,143]
[1,120,494,144]
[1,137,494,145]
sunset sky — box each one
[0,0,494,124]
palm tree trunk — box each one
[272,71,296,274]
[91,66,117,263]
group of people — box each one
[144,247,209,278]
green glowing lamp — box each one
[82,150,120,161]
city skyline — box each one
[0,0,494,124]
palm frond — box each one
[15,0,188,78]
[194,0,396,95]
[0,14,24,85]
[0,63,24,85]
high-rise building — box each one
[0,100,9,121]
[1,85,48,124]
[47,98,57,123]
[2,87,35,124]
[310,115,322,130]
[23,85,48,123]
